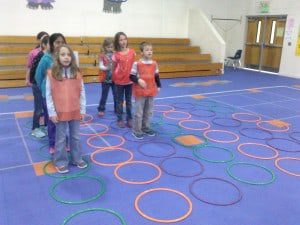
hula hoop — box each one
[114,161,161,185]
[195,99,217,107]
[80,113,94,124]
[190,108,216,118]
[211,105,235,114]
[79,123,109,136]
[173,134,208,148]
[289,131,300,143]
[275,157,300,177]
[163,110,192,121]
[172,102,196,110]
[62,208,126,225]
[86,133,125,150]
[178,119,211,131]
[134,187,193,223]
[237,143,279,160]
[43,160,90,179]
[189,177,242,206]
[257,120,289,132]
[109,120,130,131]
[232,112,261,123]
[138,142,176,158]
[193,145,235,163]
[50,175,106,204]
[226,162,276,185]
[239,127,273,140]
[204,129,240,144]
[212,117,241,127]
[159,156,204,177]
[153,104,175,113]
[153,123,183,137]
[90,148,133,167]
[266,138,300,153]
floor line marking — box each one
[0,163,32,171]
[14,117,33,164]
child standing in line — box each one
[112,32,136,128]
[97,38,117,116]
[35,33,66,154]
[28,35,49,138]
[130,42,161,139]
[46,45,87,174]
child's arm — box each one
[99,58,110,71]
[80,80,86,118]
[45,76,58,123]
[155,63,161,91]
[130,62,146,88]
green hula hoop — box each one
[226,162,276,185]
[193,145,235,163]
[43,160,90,179]
[172,133,208,148]
[62,207,126,225]
[50,175,106,205]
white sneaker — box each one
[31,128,46,138]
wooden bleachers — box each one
[0,36,222,88]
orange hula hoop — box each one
[86,133,125,150]
[275,157,300,177]
[90,148,133,167]
[237,143,279,160]
[204,129,239,143]
[134,187,193,223]
[114,161,161,185]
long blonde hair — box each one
[52,44,79,81]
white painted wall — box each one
[0,0,188,38]
[188,9,225,63]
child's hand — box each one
[138,79,147,88]
[80,114,84,121]
[50,116,58,123]
[157,88,161,92]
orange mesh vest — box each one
[133,61,158,97]
[48,70,82,121]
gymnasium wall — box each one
[0,0,188,37]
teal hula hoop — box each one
[193,145,235,163]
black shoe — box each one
[143,129,156,136]
[132,132,144,139]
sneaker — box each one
[98,111,105,117]
[31,128,46,138]
[132,132,144,140]
[117,120,126,128]
[55,165,69,174]
[143,129,156,136]
[76,160,88,169]
[126,119,133,128]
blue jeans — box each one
[97,82,117,112]
[31,84,43,130]
[53,120,83,167]
[115,84,132,121]
[42,98,56,149]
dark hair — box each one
[102,38,113,53]
[140,42,152,52]
[40,36,49,50]
[114,32,127,51]
[36,31,49,40]
[49,33,67,53]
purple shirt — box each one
[27,47,41,69]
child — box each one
[112,32,136,128]
[29,35,49,138]
[46,45,87,174]
[130,42,161,139]
[97,38,117,116]
[35,33,66,154]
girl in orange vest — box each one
[97,38,117,116]
[130,42,161,139]
[112,32,136,128]
[46,45,87,174]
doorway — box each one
[244,15,286,73]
